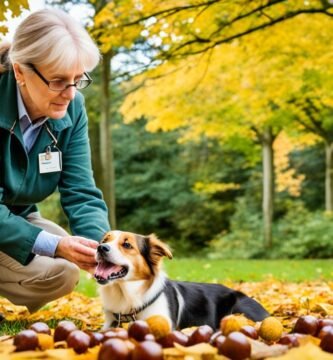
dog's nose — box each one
[97,244,110,253]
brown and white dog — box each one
[94,230,269,330]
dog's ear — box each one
[148,234,173,260]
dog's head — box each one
[94,230,173,285]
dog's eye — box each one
[122,241,133,249]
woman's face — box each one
[14,63,85,121]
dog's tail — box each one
[232,291,269,322]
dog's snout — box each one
[98,244,110,253]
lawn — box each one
[75,258,333,297]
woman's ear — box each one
[13,63,25,86]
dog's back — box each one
[164,280,269,329]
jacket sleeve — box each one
[0,189,42,265]
[58,95,111,242]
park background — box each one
[1,1,333,338]
[16,0,333,260]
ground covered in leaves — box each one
[0,279,333,359]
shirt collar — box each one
[16,84,48,130]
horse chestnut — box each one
[293,315,318,336]
[320,328,333,353]
[14,329,39,352]
[66,330,90,354]
[29,322,51,335]
[85,331,104,347]
[218,331,251,360]
[278,334,300,348]
[103,328,128,341]
[318,318,333,332]
[131,340,163,360]
[54,320,77,342]
[98,338,131,360]
[158,330,189,348]
[128,320,151,341]
[318,325,333,340]
[240,325,258,339]
[188,325,214,345]
[210,330,222,346]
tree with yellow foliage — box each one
[44,0,333,245]
[0,1,29,35]
[120,12,333,248]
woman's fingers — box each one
[56,236,98,270]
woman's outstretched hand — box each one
[56,236,98,273]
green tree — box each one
[113,117,253,252]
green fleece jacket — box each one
[0,70,110,265]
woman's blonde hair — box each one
[6,8,100,73]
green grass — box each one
[75,258,333,297]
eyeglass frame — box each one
[27,63,92,91]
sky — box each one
[2,0,91,41]
[1,1,135,74]
[2,0,45,41]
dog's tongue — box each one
[94,262,123,280]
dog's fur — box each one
[94,231,269,330]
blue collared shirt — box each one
[17,86,62,257]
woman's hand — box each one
[55,236,98,273]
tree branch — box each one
[164,7,332,59]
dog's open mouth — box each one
[94,260,129,284]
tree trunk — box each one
[262,126,274,248]
[325,141,333,212]
[100,51,117,228]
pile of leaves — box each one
[0,279,333,359]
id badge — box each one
[39,150,62,173]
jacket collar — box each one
[0,70,72,132]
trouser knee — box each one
[23,258,80,313]
[43,259,80,295]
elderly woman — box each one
[0,8,110,312]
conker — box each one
[214,335,227,349]
[240,325,258,339]
[66,330,90,354]
[320,328,333,353]
[98,338,131,360]
[103,328,128,341]
[188,325,214,346]
[144,333,156,342]
[218,331,251,360]
[210,330,222,346]
[158,330,189,348]
[85,331,104,347]
[14,329,39,352]
[131,340,163,360]
[29,321,51,335]
[318,318,333,332]
[318,325,333,340]
[128,320,151,342]
[278,334,299,348]
[54,320,77,342]
[293,315,318,336]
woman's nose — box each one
[61,85,76,100]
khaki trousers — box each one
[0,212,80,313]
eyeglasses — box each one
[27,63,92,91]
